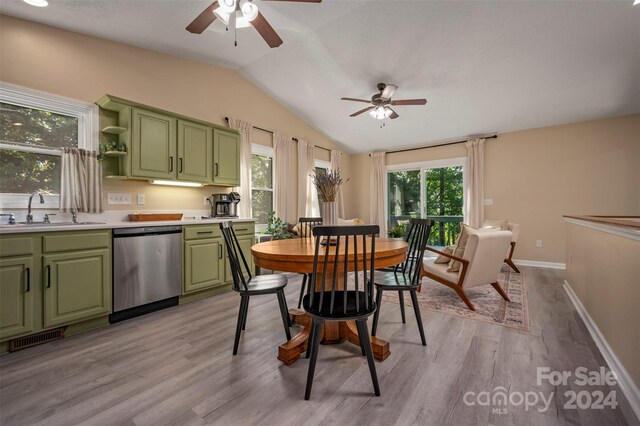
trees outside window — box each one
[250,145,274,227]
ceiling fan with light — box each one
[186,0,321,48]
[341,83,427,125]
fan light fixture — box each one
[369,106,392,120]
[634,0,639,5]
[212,0,259,37]
[23,0,48,6]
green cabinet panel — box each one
[131,108,177,179]
[0,257,34,340]
[43,249,111,328]
[225,235,254,284]
[42,231,110,253]
[178,120,213,183]
[184,239,225,293]
[213,129,241,186]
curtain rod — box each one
[224,117,332,153]
[368,135,498,156]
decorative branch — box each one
[311,169,348,202]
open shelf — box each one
[101,126,127,135]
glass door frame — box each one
[385,156,468,226]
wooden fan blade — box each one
[390,99,428,106]
[350,106,375,117]
[252,12,284,48]
[388,107,399,119]
[380,84,397,101]
[341,97,372,103]
[186,1,219,34]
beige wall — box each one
[351,114,640,263]
[565,221,640,387]
[0,15,354,216]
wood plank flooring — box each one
[1,267,638,426]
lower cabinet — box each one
[184,238,225,293]
[42,249,111,328]
[0,257,34,340]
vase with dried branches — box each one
[311,169,348,228]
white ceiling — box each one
[2,0,639,153]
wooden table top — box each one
[252,237,408,273]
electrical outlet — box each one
[137,194,145,205]
[536,240,543,248]
[204,196,210,205]
[107,193,131,205]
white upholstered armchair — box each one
[421,228,513,311]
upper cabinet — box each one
[97,95,240,187]
[131,108,177,179]
[213,129,240,186]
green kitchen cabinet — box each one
[184,239,225,293]
[178,120,213,183]
[42,249,111,329]
[0,257,34,340]
[213,129,241,186]
[130,108,177,179]
[225,234,254,284]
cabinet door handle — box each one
[179,157,183,173]
[25,267,30,292]
[219,244,223,259]
[214,163,219,177]
[197,230,213,235]
[46,265,51,288]
[235,228,248,232]
[169,156,174,172]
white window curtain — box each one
[273,131,297,224]
[297,139,315,219]
[227,117,253,218]
[464,138,485,227]
[59,148,103,213]
[369,151,387,236]
[330,150,346,219]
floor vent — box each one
[9,327,66,352]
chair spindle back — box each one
[220,221,252,292]
[298,217,323,238]
[397,219,433,286]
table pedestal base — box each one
[277,308,390,365]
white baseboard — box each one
[564,280,640,422]
[513,259,566,270]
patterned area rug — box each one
[381,265,529,331]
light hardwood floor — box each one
[1,267,638,426]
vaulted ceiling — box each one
[2,0,639,153]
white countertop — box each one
[0,217,256,234]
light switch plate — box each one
[483,198,494,205]
[137,194,145,205]
[536,240,543,248]
[107,193,131,205]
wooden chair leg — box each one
[298,274,307,309]
[233,294,248,355]
[304,320,323,400]
[505,258,520,274]
[409,289,426,346]
[398,290,406,323]
[371,288,383,337]
[453,286,476,311]
[491,282,511,302]
[276,291,292,341]
[356,319,381,397]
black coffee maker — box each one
[211,192,240,218]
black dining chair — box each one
[302,225,380,400]
[296,217,322,308]
[371,218,433,346]
[220,221,291,355]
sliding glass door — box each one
[387,158,465,246]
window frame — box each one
[250,143,275,231]
[0,82,99,209]
[385,157,467,225]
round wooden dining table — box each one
[251,237,408,365]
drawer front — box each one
[0,235,35,257]
[184,225,222,241]
[42,231,110,253]
[231,222,255,236]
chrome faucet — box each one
[26,192,45,224]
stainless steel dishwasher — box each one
[110,225,182,323]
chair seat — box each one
[422,258,460,283]
[303,291,376,319]
[373,270,420,289]
[243,274,288,295]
